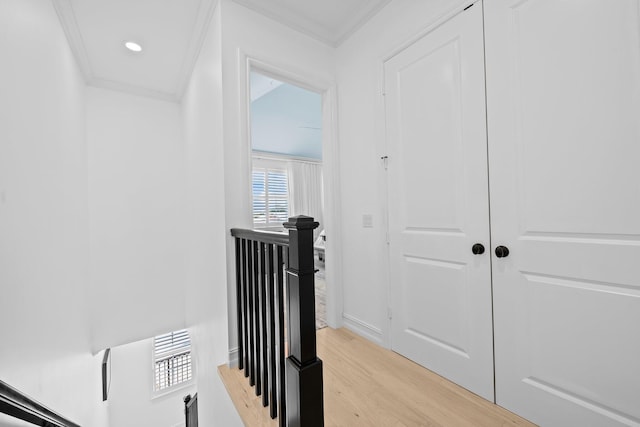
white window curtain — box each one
[288,160,324,239]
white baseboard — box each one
[229,317,383,363]
[228,347,239,367]
[342,313,383,345]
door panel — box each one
[404,256,469,356]
[485,0,640,425]
[397,38,465,231]
[386,4,494,401]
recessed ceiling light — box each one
[124,41,142,52]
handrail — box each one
[230,228,290,246]
[0,379,81,427]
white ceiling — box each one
[233,0,392,47]
[250,72,284,102]
[53,0,216,102]
[52,0,390,102]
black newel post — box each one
[184,394,191,427]
[184,393,199,427]
[284,216,324,427]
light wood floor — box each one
[218,328,536,427]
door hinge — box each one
[387,307,393,320]
[381,155,389,170]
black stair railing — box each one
[231,215,324,427]
[184,393,198,427]
[0,379,81,427]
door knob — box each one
[471,243,485,255]
[495,246,510,258]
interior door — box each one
[484,0,640,425]
[385,3,494,400]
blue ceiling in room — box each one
[250,73,322,161]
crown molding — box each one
[231,0,391,48]
[232,0,335,46]
[51,0,94,82]
[90,78,179,103]
[175,0,219,101]
[52,0,217,103]
[333,0,392,47]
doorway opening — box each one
[249,69,327,329]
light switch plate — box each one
[362,214,373,228]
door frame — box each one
[238,51,344,330]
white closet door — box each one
[385,3,494,400]
[484,0,640,425]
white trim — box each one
[90,77,179,103]
[175,0,219,101]
[228,347,239,368]
[246,57,331,95]
[151,379,195,400]
[342,313,383,345]
[236,49,344,336]
[152,330,194,396]
[253,151,322,165]
[376,55,393,350]
[322,83,344,330]
[333,0,393,47]
[51,0,92,82]
[230,0,334,47]
[381,0,477,63]
[251,156,288,168]
[52,0,218,103]
[230,0,392,48]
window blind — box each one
[252,166,289,226]
[154,330,192,391]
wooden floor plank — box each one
[218,328,536,427]
[218,363,278,427]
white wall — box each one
[335,0,471,345]
[107,338,196,427]
[4,353,110,427]
[219,0,336,358]
[86,87,187,351]
[0,413,32,427]
[0,0,108,425]
[0,1,481,424]
[182,3,242,426]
